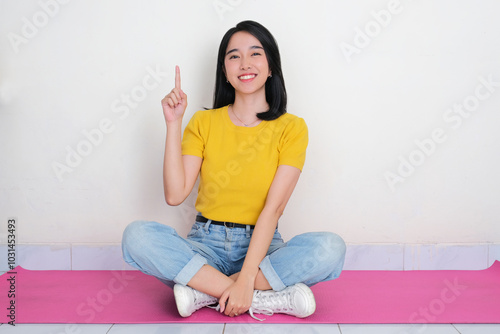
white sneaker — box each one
[173,284,219,317]
[248,283,316,321]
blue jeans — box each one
[122,219,346,292]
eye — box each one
[252,52,262,56]
[228,54,239,60]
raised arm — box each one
[161,66,202,206]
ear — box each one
[222,66,230,83]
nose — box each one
[240,56,251,70]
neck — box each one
[232,90,269,119]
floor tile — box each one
[0,324,112,333]
[225,323,341,334]
[2,323,500,333]
[0,245,14,271]
[453,323,500,334]
[344,244,404,270]
[404,244,489,270]
[339,323,459,334]
[108,323,225,334]
[17,244,72,270]
[72,244,136,270]
[488,244,500,266]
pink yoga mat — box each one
[1,262,500,324]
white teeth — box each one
[239,75,256,80]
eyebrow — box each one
[226,45,264,56]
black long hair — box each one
[213,20,287,121]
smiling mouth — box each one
[238,74,256,80]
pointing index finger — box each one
[175,65,181,89]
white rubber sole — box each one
[173,284,192,317]
[291,283,317,318]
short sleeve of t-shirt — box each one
[181,110,206,158]
[278,117,308,171]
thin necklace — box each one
[230,106,260,127]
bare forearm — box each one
[239,165,301,281]
[218,208,279,315]
[239,207,280,279]
[163,119,186,205]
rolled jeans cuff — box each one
[259,255,286,292]
[173,253,208,286]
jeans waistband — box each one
[195,215,255,229]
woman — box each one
[122,20,346,321]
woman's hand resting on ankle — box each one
[219,274,255,317]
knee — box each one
[122,220,148,246]
[122,221,148,255]
[122,220,173,253]
[310,232,346,267]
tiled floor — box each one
[1,323,500,333]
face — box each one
[224,31,271,96]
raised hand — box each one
[161,66,188,123]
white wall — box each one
[1,0,500,255]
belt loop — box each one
[204,219,212,233]
[246,225,251,238]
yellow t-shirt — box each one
[181,105,308,224]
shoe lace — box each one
[248,289,293,321]
[193,289,218,308]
